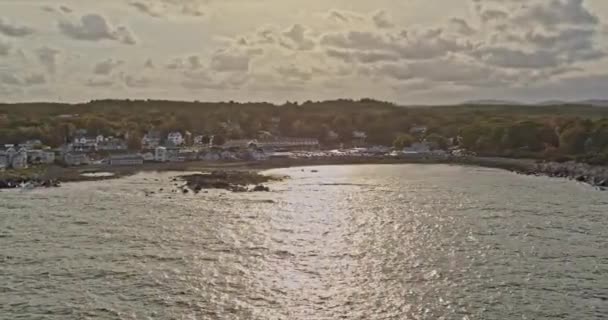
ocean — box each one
[1,164,607,319]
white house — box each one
[167,132,184,146]
[96,135,105,143]
[155,146,168,162]
[142,130,162,149]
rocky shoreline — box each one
[0,178,61,189]
[521,161,608,189]
[177,170,281,193]
[1,156,607,191]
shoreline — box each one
[1,156,606,190]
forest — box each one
[1,99,608,164]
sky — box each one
[1,0,608,104]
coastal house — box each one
[199,150,221,161]
[11,148,28,169]
[71,131,98,153]
[409,126,428,136]
[352,131,367,147]
[193,135,211,146]
[167,132,184,146]
[63,153,90,166]
[97,138,128,152]
[154,146,181,162]
[142,152,154,162]
[0,151,8,170]
[142,130,162,149]
[26,149,56,164]
[155,146,168,162]
[256,137,320,151]
[109,154,144,166]
[23,139,43,150]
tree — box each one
[212,135,226,146]
[426,133,448,150]
[127,132,142,150]
[393,134,415,149]
[559,125,588,154]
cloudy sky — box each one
[1,0,608,104]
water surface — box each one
[1,164,607,319]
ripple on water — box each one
[1,166,607,319]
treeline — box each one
[1,99,608,164]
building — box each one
[410,126,428,136]
[97,138,128,152]
[11,148,28,169]
[0,151,8,170]
[23,140,43,150]
[142,152,154,162]
[223,139,256,149]
[193,135,211,146]
[109,154,144,166]
[167,132,184,146]
[27,149,56,164]
[71,131,98,153]
[199,150,221,161]
[142,130,162,149]
[63,153,90,166]
[257,137,320,151]
[352,131,367,147]
[154,146,168,162]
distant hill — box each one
[461,99,608,107]
[460,99,524,106]
[576,99,608,107]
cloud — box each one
[281,24,315,50]
[124,75,151,88]
[210,48,262,72]
[129,0,204,18]
[474,47,562,69]
[129,1,164,18]
[144,59,155,68]
[322,29,472,61]
[276,65,313,81]
[515,0,598,29]
[36,47,60,74]
[480,10,509,23]
[60,6,73,14]
[86,77,114,87]
[0,39,11,56]
[0,18,35,37]
[23,73,46,85]
[0,73,21,85]
[93,59,124,75]
[0,73,46,86]
[372,10,394,29]
[450,18,476,36]
[58,14,137,44]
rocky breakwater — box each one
[0,178,61,189]
[523,161,608,190]
[177,170,281,193]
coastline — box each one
[1,156,606,190]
